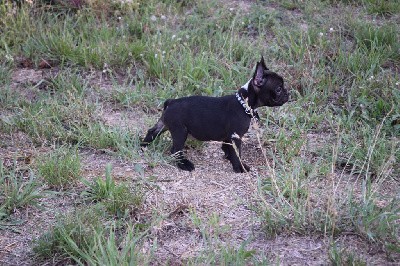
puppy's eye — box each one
[276,86,282,95]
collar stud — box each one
[235,92,260,122]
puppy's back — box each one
[162,95,250,141]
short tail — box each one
[141,99,171,147]
[163,99,172,110]
[141,120,167,147]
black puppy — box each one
[141,56,288,173]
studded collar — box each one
[235,91,260,122]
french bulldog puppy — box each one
[142,56,288,172]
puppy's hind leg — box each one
[141,120,167,146]
[170,127,194,171]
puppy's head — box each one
[250,56,288,107]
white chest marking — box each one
[241,79,252,91]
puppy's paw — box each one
[177,159,195,172]
[233,163,250,173]
[140,141,149,147]
[140,141,150,152]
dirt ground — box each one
[1,137,396,265]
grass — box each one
[36,146,81,189]
[187,243,262,265]
[0,61,12,85]
[81,164,144,217]
[33,206,105,262]
[67,223,152,265]
[256,121,400,253]
[43,69,88,96]
[1,0,399,264]
[0,87,24,115]
[363,0,400,15]
[13,88,97,144]
[329,242,367,266]
[328,0,400,15]
[187,209,263,265]
[33,206,152,264]
[0,160,44,222]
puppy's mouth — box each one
[272,99,288,106]
[272,90,289,106]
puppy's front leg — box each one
[222,137,250,173]
[170,127,195,171]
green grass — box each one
[33,206,105,262]
[66,223,152,266]
[33,206,152,264]
[13,90,97,144]
[36,146,81,189]
[329,242,367,266]
[0,61,12,85]
[76,123,140,151]
[328,0,400,15]
[43,69,88,96]
[0,86,24,111]
[81,164,144,217]
[187,243,262,266]
[82,164,117,203]
[187,209,264,265]
[363,0,400,15]
[339,122,399,178]
[0,161,44,222]
[256,122,400,253]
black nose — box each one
[283,90,289,102]
[276,89,289,103]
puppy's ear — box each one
[253,61,264,88]
[260,56,269,70]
